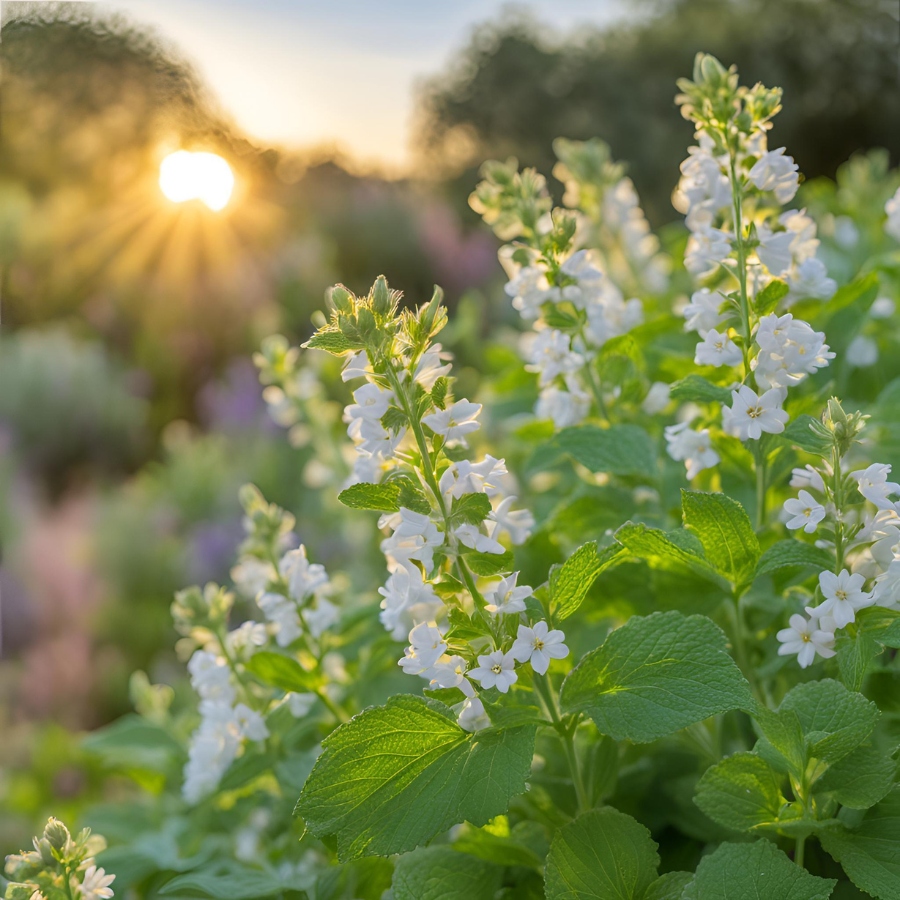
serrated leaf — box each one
[780,415,834,456]
[159,866,283,899]
[464,549,515,576]
[669,374,733,405]
[780,679,880,765]
[544,808,660,900]
[820,787,900,899]
[529,424,655,477]
[755,540,835,579]
[295,695,535,860]
[450,493,493,527]
[682,840,836,900]
[755,279,790,316]
[391,847,502,900]
[694,752,786,832]
[836,607,900,692]
[394,476,432,515]
[814,741,898,810]
[304,329,359,354]
[550,542,624,621]
[752,703,807,778]
[381,406,408,432]
[644,872,694,900]
[559,611,752,742]
[431,377,448,410]
[681,490,760,586]
[614,522,728,589]
[338,482,401,512]
[245,651,319,693]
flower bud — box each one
[42,819,70,853]
[33,839,53,866]
[5,882,37,900]
[371,275,390,316]
[330,284,353,313]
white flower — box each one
[378,566,443,640]
[182,706,241,803]
[885,187,900,242]
[234,703,269,742]
[535,385,590,428]
[784,490,826,533]
[280,546,329,603]
[790,464,825,493]
[225,621,267,658]
[303,597,339,638]
[756,223,795,275]
[381,507,444,572]
[340,350,370,381]
[428,655,474,695]
[785,257,837,304]
[584,292,643,346]
[852,464,900,510]
[642,381,671,415]
[458,696,491,732]
[675,141,732,230]
[753,313,834,390]
[510,621,569,675]
[846,335,878,369]
[187,651,235,704]
[872,558,900,609]
[287,692,318,717]
[808,569,874,629]
[345,383,394,421]
[414,343,452,389]
[664,422,720,480]
[685,226,732,277]
[748,148,799,203]
[483,572,532,615]
[257,592,302,647]
[526,329,584,386]
[683,288,727,336]
[505,265,552,319]
[776,614,835,668]
[863,508,900,568]
[871,297,896,319]
[728,385,789,441]
[694,328,742,367]
[469,649,518,693]
[398,623,447,677]
[439,456,507,498]
[488,495,535,545]
[453,523,505,555]
[79,865,115,900]
[422,399,482,444]
[231,556,276,598]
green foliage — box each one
[245,651,319,692]
[694,752,786,832]
[530,425,656,477]
[549,542,624,621]
[560,611,752,741]
[295,695,535,860]
[391,847,502,900]
[669,374,733,405]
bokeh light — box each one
[159,150,234,211]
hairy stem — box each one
[728,151,753,380]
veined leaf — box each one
[463,549,515,576]
[780,415,834,456]
[754,540,835,579]
[669,374,733,405]
[529,424,655,477]
[813,741,898,811]
[550,542,624,621]
[694,752,786,832]
[644,872,694,900]
[338,482,401,512]
[245,651,319,693]
[391,847,502,900]
[449,493,492,527]
[295,695,535,860]
[559,611,752,742]
[754,279,790,316]
[304,329,359,354]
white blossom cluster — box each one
[777,462,900,667]
[503,247,643,428]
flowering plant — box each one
[19,53,900,900]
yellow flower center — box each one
[491,664,503,674]
[534,639,544,651]
[748,405,763,419]
[836,590,847,601]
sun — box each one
[159,150,235,211]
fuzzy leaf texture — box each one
[294,695,535,860]
[694,751,786,832]
[529,424,655,477]
[669,374,733,405]
[550,542,624,621]
[337,482,402,512]
[390,847,502,900]
[559,611,752,742]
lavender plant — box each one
[26,53,900,900]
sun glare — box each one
[159,150,234,211]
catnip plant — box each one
[15,52,900,900]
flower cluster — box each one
[173,486,338,802]
[305,277,558,730]
[470,145,665,429]
[665,54,839,481]
[4,818,113,900]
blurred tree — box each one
[414,0,900,225]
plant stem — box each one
[728,596,763,705]
[579,346,609,421]
[832,447,845,572]
[754,441,767,529]
[794,834,806,868]
[728,152,753,381]
[316,688,349,724]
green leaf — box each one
[682,840,836,899]
[245,651,318,692]
[382,407,408,432]
[780,415,834,456]
[813,742,898,810]
[394,476,432,516]
[530,424,655,477]
[559,611,752,742]
[304,329,359,354]
[431,377,448,410]
[694,752,786,832]
[452,822,544,870]
[295,695,535,860]
[391,847,502,900]
[780,679,880,765]
[755,540,835,579]
[820,787,900,900]
[159,866,283,899]
[550,542,624,621]
[450,493,493,527]
[669,374,733,405]
[614,522,728,589]
[836,607,900,692]
[643,872,694,900]
[82,714,183,772]
[338,482,401,512]
[752,703,807,778]
[755,279,790,316]
[463,549,515,576]
[681,490,760,586]
[544,808,660,900]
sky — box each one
[100,0,627,173]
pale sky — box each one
[101,0,627,173]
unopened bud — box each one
[330,285,353,313]
[372,276,390,316]
[42,819,69,853]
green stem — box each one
[728,596,764,705]
[754,441,767,529]
[580,348,609,422]
[832,448,845,572]
[728,152,753,380]
[794,834,806,868]
[316,688,349,724]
